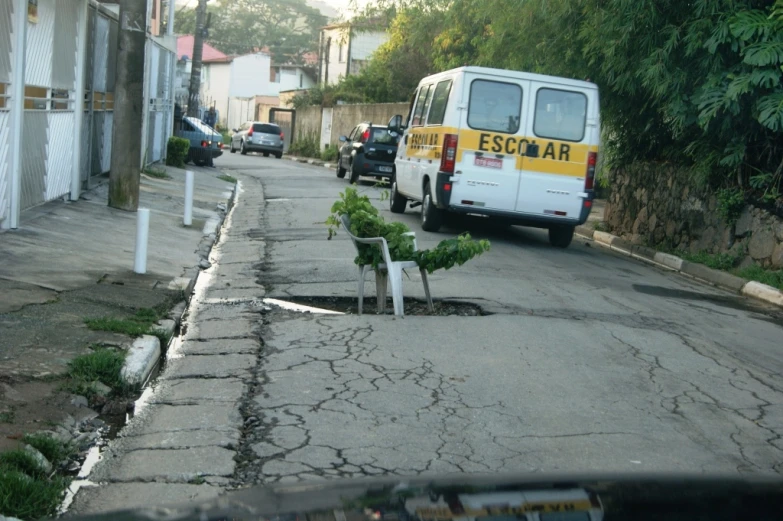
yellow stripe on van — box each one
[457,129,598,177]
[404,127,599,176]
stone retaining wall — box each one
[604,164,783,268]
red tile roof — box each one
[176,35,228,63]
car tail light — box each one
[280,132,284,140]
[361,129,370,143]
[201,140,208,147]
[247,126,254,137]
[218,142,223,149]
[440,134,458,174]
[585,151,597,190]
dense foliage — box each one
[166,136,190,168]
[305,0,783,202]
[326,187,490,273]
[175,0,326,63]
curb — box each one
[121,335,161,386]
[575,227,783,309]
[288,155,337,172]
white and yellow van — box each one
[387,66,600,247]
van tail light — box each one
[361,129,370,143]
[440,134,458,174]
[247,127,254,137]
[280,132,284,140]
[585,151,597,190]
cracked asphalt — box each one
[232,154,782,481]
[73,153,783,513]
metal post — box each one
[7,0,28,229]
[167,0,175,36]
[183,170,193,226]
[134,208,150,273]
[71,0,90,201]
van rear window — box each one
[468,80,522,134]
[533,88,587,142]
[253,123,280,134]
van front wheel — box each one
[421,182,443,232]
[548,225,575,248]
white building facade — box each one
[318,23,388,86]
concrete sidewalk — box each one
[0,164,234,451]
[71,174,267,513]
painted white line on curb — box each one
[742,281,783,307]
[653,252,685,270]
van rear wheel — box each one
[421,182,443,232]
[548,225,575,248]
[390,176,407,214]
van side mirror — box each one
[525,143,540,158]
[388,114,403,133]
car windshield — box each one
[7,2,783,520]
[253,123,280,134]
[371,127,398,145]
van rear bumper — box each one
[435,172,593,228]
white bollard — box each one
[134,208,150,274]
[183,170,194,226]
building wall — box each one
[229,53,274,97]
[321,26,349,85]
[201,61,230,126]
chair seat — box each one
[370,261,420,271]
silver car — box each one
[230,122,284,158]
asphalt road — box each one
[218,152,783,479]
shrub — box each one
[166,136,190,168]
[321,146,339,162]
[289,135,320,158]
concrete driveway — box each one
[202,153,783,480]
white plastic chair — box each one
[341,214,433,316]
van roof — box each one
[424,66,598,89]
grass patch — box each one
[736,265,783,291]
[677,250,740,271]
[218,174,237,184]
[66,347,129,396]
[0,409,15,423]
[0,464,68,520]
[84,307,165,337]
[0,450,48,479]
[142,166,171,179]
[23,434,72,466]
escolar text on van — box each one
[387,66,600,248]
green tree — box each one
[175,0,326,63]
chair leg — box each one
[375,270,388,314]
[389,263,405,317]
[358,265,369,315]
[420,268,433,312]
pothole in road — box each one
[280,296,488,316]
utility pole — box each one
[187,0,208,117]
[109,0,147,211]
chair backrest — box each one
[340,214,361,255]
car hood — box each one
[65,473,783,520]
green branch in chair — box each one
[326,187,490,273]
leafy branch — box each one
[326,187,490,273]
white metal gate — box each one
[0,1,11,224]
[81,4,117,187]
[145,41,174,164]
[19,0,81,210]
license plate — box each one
[263,141,274,145]
[378,166,393,173]
[474,156,503,169]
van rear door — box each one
[515,85,595,220]
[450,76,531,212]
